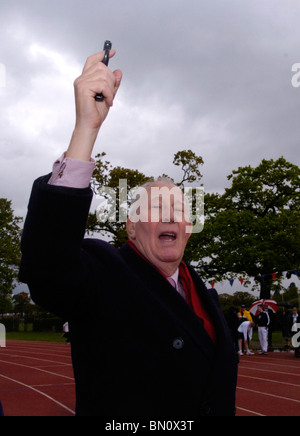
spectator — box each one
[238,321,255,356]
[263,303,274,349]
[282,309,292,351]
[256,304,270,355]
[62,322,70,344]
[237,305,253,324]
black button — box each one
[201,401,212,416]
[172,337,184,350]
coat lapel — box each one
[119,243,217,362]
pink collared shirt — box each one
[48,153,95,188]
[167,270,186,300]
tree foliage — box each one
[0,199,22,297]
[86,153,299,300]
[188,158,300,298]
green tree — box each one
[0,199,22,297]
[0,294,13,318]
[173,150,204,187]
[188,158,300,299]
[13,292,32,318]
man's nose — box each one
[162,205,175,222]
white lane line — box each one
[237,386,300,404]
[0,353,71,366]
[239,374,300,389]
[0,373,75,415]
[239,365,300,377]
[236,406,265,416]
[0,359,74,380]
[239,357,300,370]
[1,348,71,360]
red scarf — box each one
[179,261,217,343]
[128,241,217,343]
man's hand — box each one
[66,50,122,161]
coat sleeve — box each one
[19,174,95,318]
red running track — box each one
[0,340,75,416]
[236,351,300,416]
[0,340,300,416]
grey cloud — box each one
[0,0,299,218]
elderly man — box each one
[19,49,237,417]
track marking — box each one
[243,355,300,365]
[240,356,300,369]
[0,358,74,381]
[1,353,72,366]
[239,365,300,377]
[236,407,265,416]
[2,348,71,360]
[239,374,300,389]
[237,386,300,404]
[32,383,74,388]
[0,373,75,415]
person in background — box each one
[237,305,253,353]
[256,304,270,355]
[238,305,253,324]
[62,322,70,344]
[263,303,274,349]
[282,309,292,351]
[238,321,255,356]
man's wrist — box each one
[66,126,100,161]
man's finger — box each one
[83,50,117,73]
[113,69,123,95]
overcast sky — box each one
[1,0,300,295]
[1,0,300,220]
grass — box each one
[252,330,283,345]
[6,331,67,343]
[6,330,286,345]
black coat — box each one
[19,175,238,417]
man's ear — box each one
[126,218,136,240]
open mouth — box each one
[158,232,177,242]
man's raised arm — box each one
[19,49,122,314]
[48,49,122,188]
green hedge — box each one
[1,316,65,333]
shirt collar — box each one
[167,269,179,287]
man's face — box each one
[126,182,192,276]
